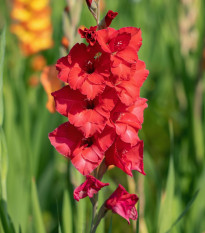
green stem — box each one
[90,194,98,232]
[97,0,100,25]
[90,204,107,233]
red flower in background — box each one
[105,184,138,223]
[56,43,110,99]
[49,122,115,175]
[74,175,109,201]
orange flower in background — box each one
[10,0,53,56]
[31,55,47,71]
[40,65,62,113]
[28,75,39,87]
[61,37,69,50]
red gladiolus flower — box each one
[109,60,149,106]
[110,98,148,145]
[104,10,118,27]
[74,175,109,201]
[97,27,142,55]
[79,26,97,46]
[52,86,118,137]
[49,122,115,175]
[105,137,145,176]
[105,184,138,223]
[97,27,142,79]
[56,43,110,100]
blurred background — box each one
[0,0,205,233]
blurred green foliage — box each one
[0,0,205,233]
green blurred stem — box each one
[97,0,100,25]
[90,204,107,233]
[90,195,98,230]
[90,169,99,233]
[89,161,106,233]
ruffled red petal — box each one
[105,184,138,223]
[105,137,145,176]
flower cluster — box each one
[49,8,148,224]
[10,0,53,55]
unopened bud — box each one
[86,0,92,7]
[98,10,118,29]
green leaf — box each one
[62,190,73,233]
[31,178,46,233]
[0,127,8,201]
[0,26,6,126]
[158,157,175,233]
[158,120,175,233]
[108,216,112,233]
[72,167,86,233]
[166,190,199,233]
[0,200,16,233]
[58,224,62,233]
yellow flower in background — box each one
[10,0,53,56]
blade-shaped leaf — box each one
[158,120,175,233]
[108,216,112,233]
[0,26,6,126]
[158,157,175,233]
[58,223,62,233]
[63,190,73,233]
[0,128,8,201]
[0,200,16,233]
[166,190,199,233]
[31,179,46,233]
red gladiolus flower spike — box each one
[48,122,115,175]
[56,43,110,100]
[74,175,109,201]
[49,7,149,230]
[105,184,139,223]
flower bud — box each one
[98,10,118,29]
[86,0,92,7]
